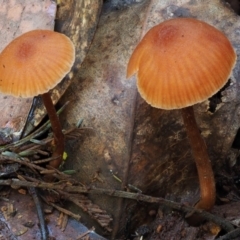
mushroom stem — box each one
[41,92,64,169]
[181,106,216,211]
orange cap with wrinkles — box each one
[127,18,236,109]
[0,30,75,97]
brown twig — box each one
[42,196,81,221]
[28,187,49,240]
[18,174,49,240]
[57,212,68,231]
[33,157,58,164]
[0,155,47,172]
[216,227,240,240]
[76,227,95,240]
[0,179,235,233]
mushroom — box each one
[0,30,75,169]
[127,18,236,211]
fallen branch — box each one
[28,187,49,240]
[76,227,95,240]
[216,227,240,240]
[0,178,235,233]
[42,197,81,221]
[0,155,50,172]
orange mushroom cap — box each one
[0,30,75,98]
[127,18,237,109]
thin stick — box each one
[0,179,234,233]
[76,227,95,240]
[216,228,240,240]
[42,197,81,221]
[29,187,49,240]
[0,155,48,172]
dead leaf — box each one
[60,0,240,238]
[0,0,105,239]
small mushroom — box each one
[0,30,75,169]
[127,18,236,211]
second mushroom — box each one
[127,18,236,211]
[0,30,75,170]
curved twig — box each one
[0,179,235,233]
